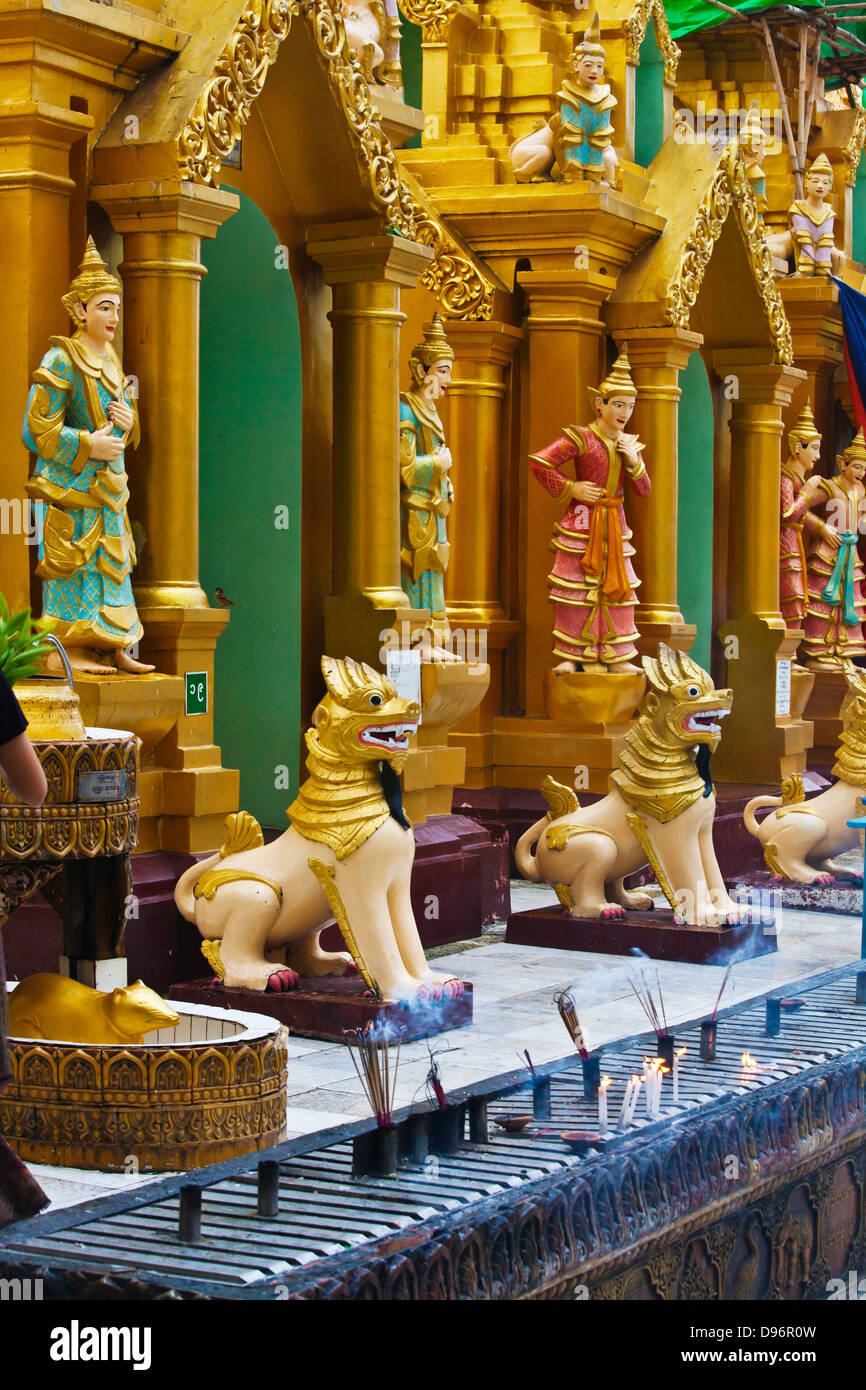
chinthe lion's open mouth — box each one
[682,708,730,736]
[359,723,417,752]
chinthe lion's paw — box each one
[443,978,464,998]
[267,968,301,993]
[811,873,835,887]
[600,904,627,920]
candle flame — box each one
[741,1051,759,1070]
[600,1074,612,1089]
[676,1047,687,1058]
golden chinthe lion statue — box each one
[743,668,866,886]
[515,645,739,926]
[174,655,463,1003]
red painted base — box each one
[168,974,474,1043]
[505,905,778,965]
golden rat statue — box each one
[8,975,180,1045]
[515,646,738,926]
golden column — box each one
[609,326,702,654]
[443,320,521,785]
[778,280,843,476]
[306,220,434,667]
[710,352,812,783]
[0,104,92,610]
[91,178,241,851]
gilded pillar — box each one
[0,104,92,610]
[610,326,702,653]
[91,179,241,851]
[306,221,434,667]
[711,353,812,783]
[778,280,844,475]
[443,320,521,785]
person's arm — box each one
[0,732,47,807]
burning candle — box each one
[598,1074,611,1131]
[673,1047,686,1104]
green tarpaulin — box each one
[665,0,825,39]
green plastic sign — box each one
[185,671,208,716]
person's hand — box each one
[437,445,452,472]
[88,424,124,461]
[824,526,842,551]
[571,480,603,503]
[107,400,134,432]
[618,434,644,468]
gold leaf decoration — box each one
[842,104,866,188]
[402,173,496,319]
[397,0,459,43]
[665,145,793,366]
[624,0,681,85]
[177,0,415,237]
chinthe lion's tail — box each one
[173,811,264,920]
[743,795,783,841]
[514,816,548,882]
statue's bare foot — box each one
[44,647,116,676]
[553,660,577,673]
[612,662,641,673]
[266,967,300,993]
[113,649,156,674]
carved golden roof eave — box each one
[176,0,414,236]
[622,0,681,84]
[842,103,866,188]
[610,143,793,367]
[399,166,503,319]
[667,145,792,364]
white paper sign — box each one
[775,658,792,718]
[386,648,422,726]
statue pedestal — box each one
[803,670,849,769]
[491,668,645,795]
[505,904,778,964]
[169,976,474,1045]
[402,659,490,822]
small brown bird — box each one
[214,587,241,609]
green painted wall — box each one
[634,28,665,168]
[854,161,866,265]
[199,189,303,828]
[402,20,423,148]
[677,352,715,670]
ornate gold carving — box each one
[396,0,458,43]
[177,0,293,185]
[666,146,794,367]
[842,104,866,188]
[624,0,681,85]
[307,857,379,993]
[781,773,805,805]
[407,190,496,320]
[832,668,866,785]
[625,811,680,911]
[541,773,580,821]
[194,867,284,901]
[177,0,414,236]
[3,1019,288,1171]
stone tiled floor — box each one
[25,879,864,1211]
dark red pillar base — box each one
[505,905,778,964]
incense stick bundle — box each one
[344,1022,401,1127]
[627,966,668,1039]
[554,988,589,1058]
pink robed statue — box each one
[530,347,649,672]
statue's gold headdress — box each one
[590,344,636,403]
[61,236,121,326]
[806,152,833,181]
[577,9,605,60]
[788,398,821,455]
[840,426,866,469]
[738,106,765,154]
[409,312,454,374]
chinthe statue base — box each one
[505,906,778,964]
[731,869,863,916]
[169,975,474,1043]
